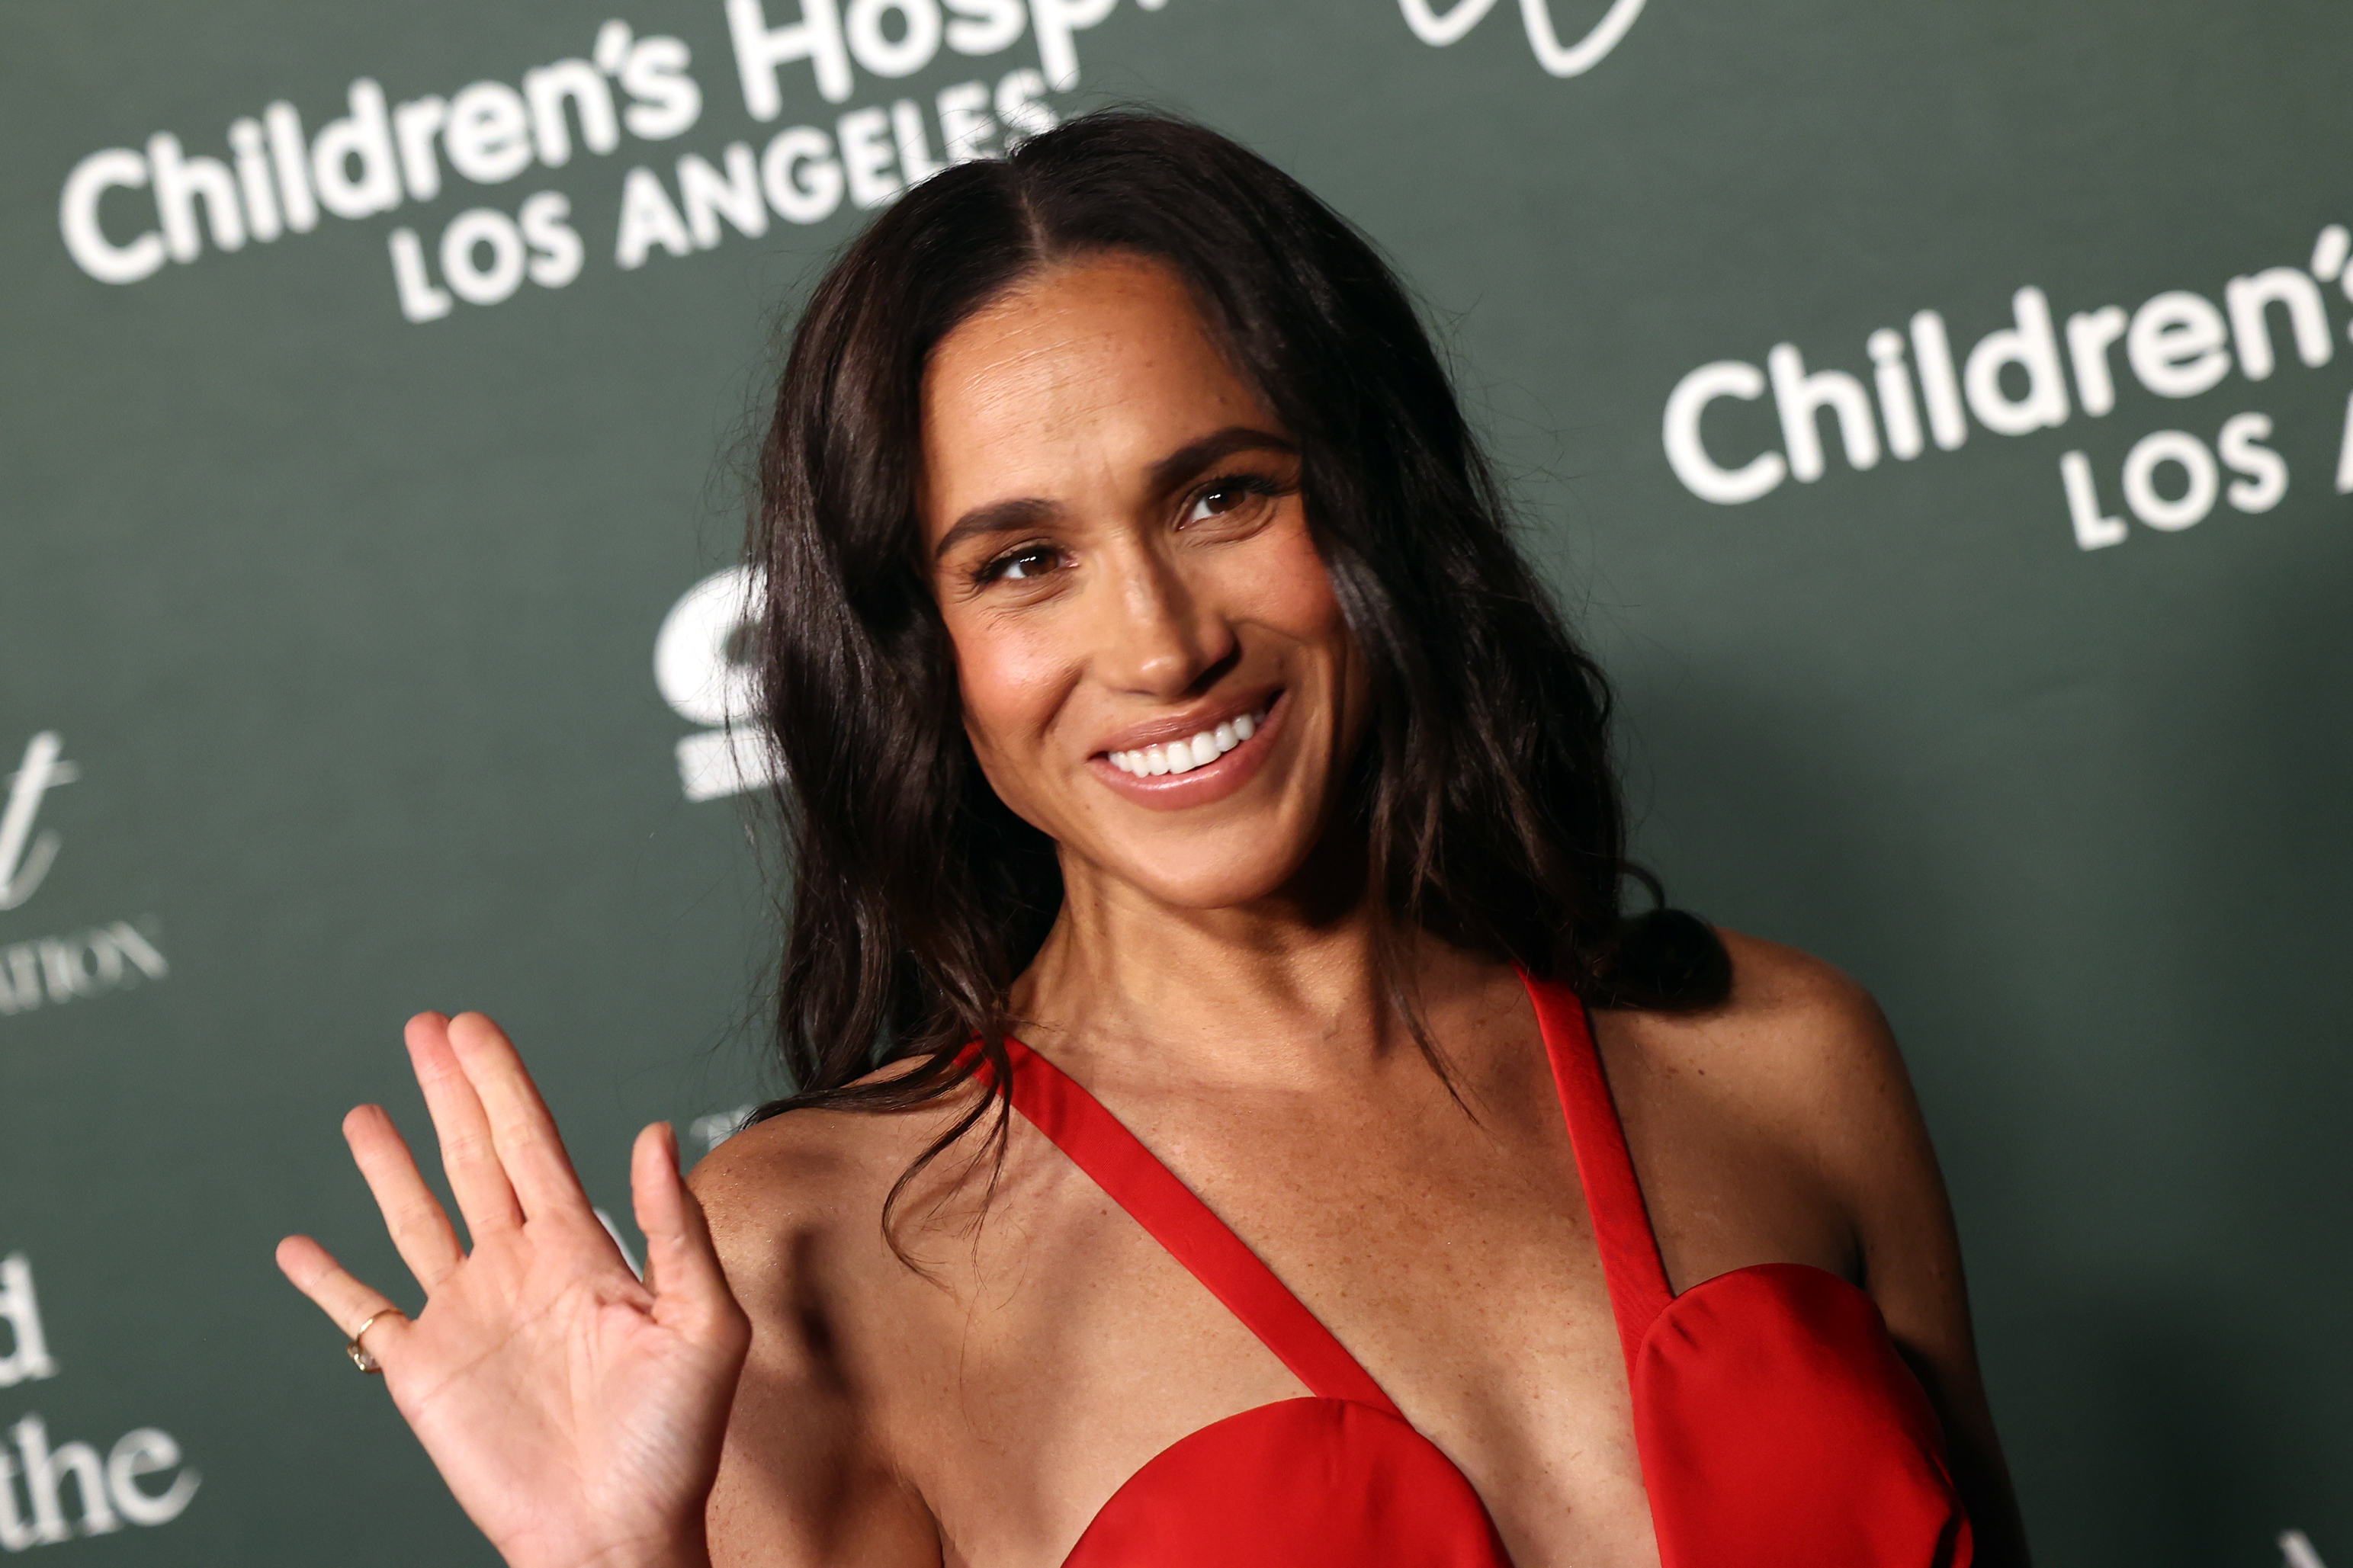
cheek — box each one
[1239,517,1352,648]
[1231,522,1369,749]
[946,608,1067,776]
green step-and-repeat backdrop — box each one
[3,1,2347,1561]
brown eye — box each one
[988,546,1059,582]
[1190,485,1242,521]
[1183,475,1275,525]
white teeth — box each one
[1115,703,1270,782]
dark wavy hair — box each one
[743,111,1727,1204]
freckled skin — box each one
[278,255,2024,1568]
[686,255,2030,1568]
[920,255,1369,918]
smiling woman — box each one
[748,117,1725,1149]
[277,112,2027,1568]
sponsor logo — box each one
[0,733,169,1020]
[56,0,1164,321]
[1660,223,2353,551]
[654,566,778,803]
[0,735,76,914]
[1398,0,1647,77]
[0,1254,201,1548]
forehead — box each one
[919,254,1274,533]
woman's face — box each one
[920,252,1368,912]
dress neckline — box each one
[983,969,1975,1568]
[981,969,1659,1554]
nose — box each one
[1091,539,1236,700]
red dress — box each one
[990,970,1973,1566]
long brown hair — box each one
[742,111,1727,1222]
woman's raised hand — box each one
[277,1012,751,1568]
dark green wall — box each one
[3,2,2346,1562]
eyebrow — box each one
[1146,425,1297,494]
[931,496,1061,563]
[931,425,1297,563]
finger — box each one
[343,1103,465,1291]
[444,1011,595,1226]
[275,1234,412,1361]
[634,1124,742,1330]
[406,1012,524,1240]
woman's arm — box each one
[1723,939,2033,1567]
[689,1130,945,1568]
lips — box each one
[1088,689,1286,810]
[1106,698,1273,776]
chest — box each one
[865,1085,1651,1566]
[840,1027,1855,1568]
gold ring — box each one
[346,1307,403,1374]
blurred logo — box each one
[0,1254,202,1543]
[0,733,77,912]
[655,567,782,803]
[0,733,169,1019]
[1398,0,1648,76]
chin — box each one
[1116,851,1305,913]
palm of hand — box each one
[278,1013,751,1568]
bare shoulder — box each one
[690,1074,984,1564]
[687,1072,991,1313]
[686,1107,876,1276]
[1595,928,1937,1199]
[1713,927,1876,1016]
[1604,929,1904,1102]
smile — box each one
[1090,690,1287,810]
[1106,697,1273,776]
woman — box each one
[278,114,2026,1567]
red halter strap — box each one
[1522,971,1675,1370]
[990,1037,1405,1419]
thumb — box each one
[631,1123,740,1331]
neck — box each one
[1012,852,1490,1092]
